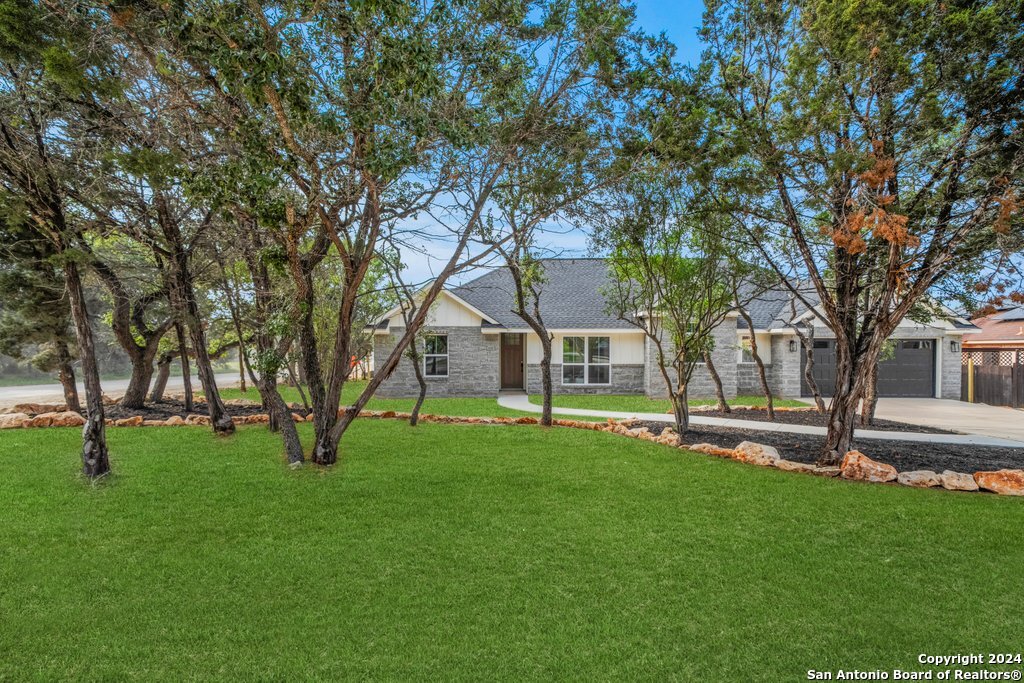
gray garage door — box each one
[801,339,936,398]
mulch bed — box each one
[689,408,953,434]
[631,420,1024,473]
[103,400,308,421]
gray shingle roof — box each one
[450,259,636,329]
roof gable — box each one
[450,259,636,330]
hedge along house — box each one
[371,259,977,400]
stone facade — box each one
[373,317,965,400]
[644,319,739,400]
[940,337,962,399]
[374,326,500,398]
[526,363,645,394]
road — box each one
[0,373,239,408]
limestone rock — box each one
[291,412,304,422]
[184,414,210,426]
[656,428,681,447]
[734,441,781,466]
[514,416,538,425]
[142,419,165,427]
[897,470,941,488]
[937,470,977,491]
[812,466,841,478]
[840,451,897,483]
[775,459,816,473]
[0,412,29,429]
[13,403,62,415]
[114,416,144,427]
[689,443,736,458]
[164,415,186,426]
[974,470,1024,496]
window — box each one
[901,340,932,350]
[424,335,448,377]
[562,336,611,384]
[739,335,754,363]
[813,340,830,349]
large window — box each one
[424,334,448,377]
[562,336,610,384]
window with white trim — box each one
[562,336,610,384]
[424,334,448,377]
[739,335,754,363]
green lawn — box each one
[2,423,1022,680]
[529,392,808,413]
[218,380,526,418]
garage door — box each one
[802,339,936,398]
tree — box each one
[0,2,114,476]
[603,182,736,434]
[697,0,1024,462]
[0,209,80,411]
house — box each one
[372,259,977,400]
[963,305,1024,353]
[960,306,1024,407]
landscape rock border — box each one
[2,405,1021,497]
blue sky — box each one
[633,0,705,66]
[405,1,706,285]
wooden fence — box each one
[961,349,1024,408]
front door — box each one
[500,333,524,389]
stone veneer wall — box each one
[525,364,645,394]
[940,337,962,399]
[644,320,738,400]
[373,326,500,398]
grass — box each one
[528,392,808,413]
[218,380,526,418]
[1,423,1022,680]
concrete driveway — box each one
[0,373,239,408]
[870,398,1024,443]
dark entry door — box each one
[802,339,936,398]
[501,333,524,389]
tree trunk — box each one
[175,268,234,434]
[409,352,427,427]
[56,341,81,413]
[175,322,194,413]
[65,261,109,478]
[703,350,730,413]
[671,387,690,433]
[150,352,173,402]
[257,377,303,464]
[238,350,247,393]
[538,333,553,427]
[821,339,861,464]
[860,362,879,427]
[286,361,310,411]
[738,309,774,420]
[799,337,827,414]
[120,353,156,409]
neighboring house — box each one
[963,306,1024,353]
[371,259,977,400]
[960,306,1024,407]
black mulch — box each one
[630,420,1024,474]
[689,408,953,434]
[103,400,309,421]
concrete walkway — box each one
[497,393,1024,447]
[871,398,1024,443]
[0,373,238,408]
